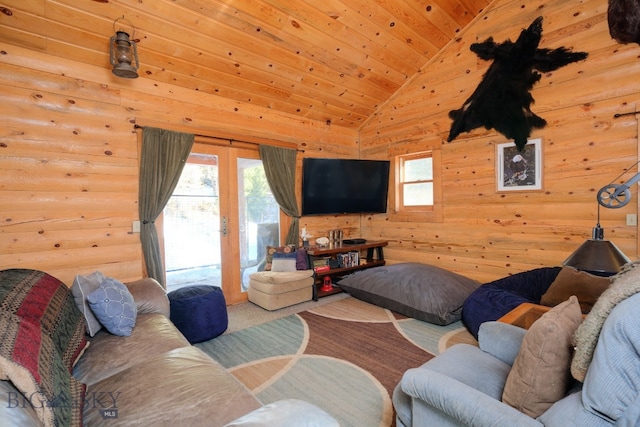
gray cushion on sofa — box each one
[337,262,480,325]
[71,270,106,336]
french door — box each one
[162,141,286,305]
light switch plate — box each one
[626,214,637,226]
[132,220,141,233]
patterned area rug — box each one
[196,297,477,426]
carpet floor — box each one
[196,296,477,427]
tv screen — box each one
[301,158,390,215]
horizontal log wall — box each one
[0,44,358,286]
[359,0,640,283]
[1,0,639,290]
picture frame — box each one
[496,138,543,191]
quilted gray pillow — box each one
[338,262,480,325]
[87,277,137,336]
[71,271,106,336]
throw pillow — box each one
[71,271,106,336]
[502,296,582,418]
[296,248,309,270]
[271,252,298,272]
[87,277,137,336]
[273,252,297,260]
[271,258,298,272]
[337,263,480,325]
[540,266,611,313]
[264,245,297,271]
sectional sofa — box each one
[0,268,337,426]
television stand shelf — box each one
[306,240,388,300]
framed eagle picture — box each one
[496,138,543,192]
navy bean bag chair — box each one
[168,285,228,343]
[461,267,562,339]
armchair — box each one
[393,292,640,427]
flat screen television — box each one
[301,158,390,215]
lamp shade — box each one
[563,239,630,274]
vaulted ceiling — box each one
[0,0,492,129]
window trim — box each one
[390,148,442,222]
[398,152,435,212]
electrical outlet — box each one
[626,214,637,226]
[132,220,141,233]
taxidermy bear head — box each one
[447,16,588,151]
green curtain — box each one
[139,127,194,287]
[258,145,300,245]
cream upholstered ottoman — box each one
[248,270,314,310]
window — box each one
[392,149,442,221]
[398,152,434,210]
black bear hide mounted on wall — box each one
[608,0,640,45]
[447,16,588,151]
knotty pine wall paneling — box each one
[1,0,639,288]
[0,45,358,286]
[359,0,640,283]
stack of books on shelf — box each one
[312,258,330,273]
[338,251,359,268]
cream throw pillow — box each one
[502,296,582,418]
[271,258,297,272]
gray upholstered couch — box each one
[393,281,640,426]
[0,269,337,426]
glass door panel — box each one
[162,143,285,304]
[164,152,223,293]
[237,154,281,292]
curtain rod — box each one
[613,111,637,118]
[133,124,304,152]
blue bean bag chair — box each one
[461,267,562,339]
[168,285,228,343]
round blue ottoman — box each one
[168,285,228,343]
[461,267,561,339]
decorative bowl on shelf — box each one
[315,237,329,247]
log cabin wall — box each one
[359,0,640,283]
[1,0,639,288]
[0,45,358,286]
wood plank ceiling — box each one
[0,0,491,128]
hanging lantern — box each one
[109,17,139,78]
